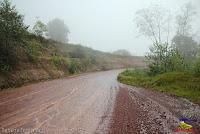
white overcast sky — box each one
[12,0,200,56]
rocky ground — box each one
[108,84,200,134]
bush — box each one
[68,60,82,74]
[52,56,68,71]
[0,44,18,72]
[146,43,185,76]
[194,59,200,76]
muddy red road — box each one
[0,70,200,134]
[0,70,120,134]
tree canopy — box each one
[0,0,27,44]
[33,20,47,37]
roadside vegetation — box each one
[119,3,200,103]
[0,0,144,90]
[118,69,200,103]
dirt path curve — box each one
[0,70,120,134]
[0,70,200,134]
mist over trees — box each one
[135,2,200,75]
[113,49,132,56]
[47,18,70,43]
[176,3,196,36]
[172,35,198,62]
[172,3,199,63]
[135,5,172,45]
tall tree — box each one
[0,0,27,45]
[173,3,198,62]
[176,2,196,36]
[135,5,177,75]
[47,18,70,43]
[172,35,198,61]
[135,5,172,45]
[0,0,27,71]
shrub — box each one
[0,44,18,72]
[52,56,68,71]
[194,59,200,76]
[68,60,82,74]
[146,43,185,76]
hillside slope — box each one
[0,36,145,89]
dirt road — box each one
[0,70,200,134]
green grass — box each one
[118,69,200,103]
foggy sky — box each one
[12,0,199,56]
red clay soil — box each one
[108,88,140,134]
[107,85,200,134]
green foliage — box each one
[0,0,27,72]
[68,60,82,74]
[24,40,43,63]
[25,40,42,56]
[152,72,192,86]
[33,20,47,37]
[118,69,151,87]
[0,44,18,72]
[118,69,200,103]
[52,56,68,71]
[0,0,27,44]
[166,50,185,72]
[194,59,200,76]
[146,43,185,75]
[121,69,147,77]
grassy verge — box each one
[118,69,200,103]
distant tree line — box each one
[113,49,132,56]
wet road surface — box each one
[0,70,120,134]
[0,70,200,134]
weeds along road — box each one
[0,70,200,134]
